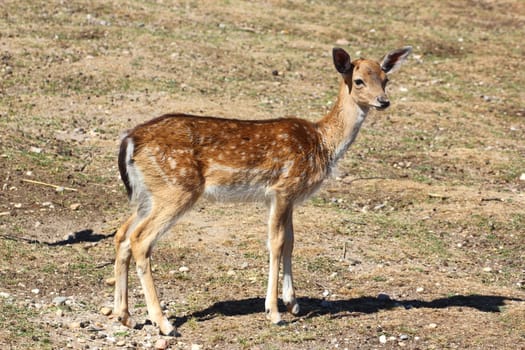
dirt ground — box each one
[0,0,524,349]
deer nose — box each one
[377,96,390,109]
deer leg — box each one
[282,211,299,316]
[113,213,137,328]
[265,196,292,324]
[130,192,197,336]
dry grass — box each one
[0,0,524,349]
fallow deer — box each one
[113,46,412,335]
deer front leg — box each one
[265,197,292,324]
[282,213,299,316]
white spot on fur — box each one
[168,158,177,170]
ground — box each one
[0,0,524,349]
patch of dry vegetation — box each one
[0,0,524,349]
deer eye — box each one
[354,79,365,86]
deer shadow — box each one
[170,294,523,327]
[47,229,115,246]
[3,229,115,246]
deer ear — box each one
[380,46,412,74]
[333,48,353,74]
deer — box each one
[113,46,412,336]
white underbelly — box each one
[203,183,270,202]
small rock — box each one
[154,339,169,349]
[400,334,409,341]
[416,287,424,293]
[335,38,350,46]
[377,293,391,301]
[100,307,112,316]
[379,334,387,344]
[105,277,116,286]
[0,292,10,298]
[191,344,202,350]
[322,290,330,298]
[56,309,64,317]
[14,203,22,209]
[520,173,525,181]
[227,269,236,276]
[70,203,81,211]
[29,146,42,154]
[69,322,82,330]
[31,288,40,294]
[240,262,249,269]
[116,340,126,347]
[428,323,438,329]
[179,266,189,273]
[53,296,68,305]
[483,267,492,272]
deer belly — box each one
[203,182,269,202]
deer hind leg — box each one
[282,211,299,316]
[113,213,137,328]
[265,195,293,324]
[130,191,198,336]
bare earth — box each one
[0,1,524,349]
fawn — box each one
[113,46,412,335]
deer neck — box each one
[317,79,369,166]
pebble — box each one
[428,323,438,329]
[416,287,424,293]
[155,339,169,349]
[191,344,202,350]
[179,266,189,273]
[0,292,10,298]
[483,267,492,272]
[520,173,525,181]
[56,309,64,317]
[400,334,409,341]
[105,277,116,286]
[69,322,82,330]
[379,335,387,344]
[227,269,236,276]
[116,340,126,347]
[100,307,112,316]
[53,296,68,305]
[377,293,391,301]
[31,288,40,294]
[70,203,81,211]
